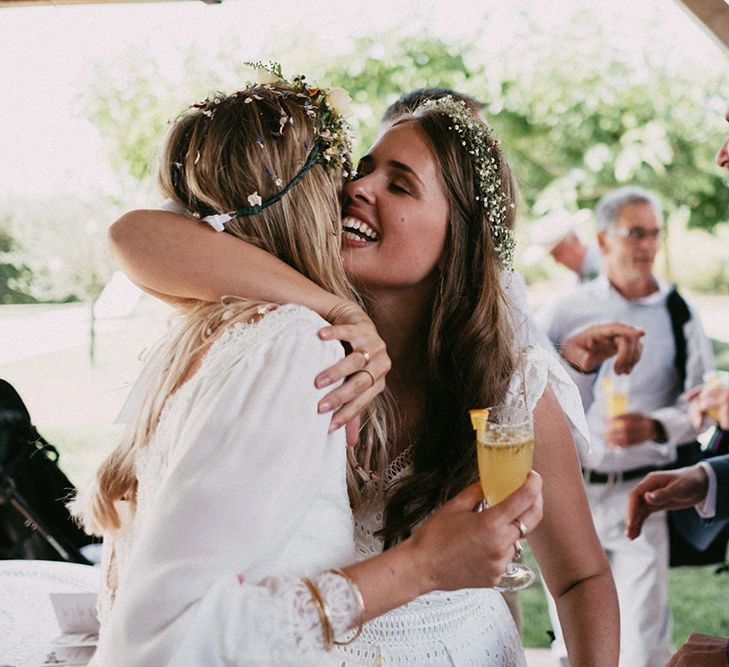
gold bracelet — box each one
[325,568,365,645]
[301,576,333,650]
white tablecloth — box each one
[0,560,98,667]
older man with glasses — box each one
[540,185,715,667]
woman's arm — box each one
[110,210,342,312]
[529,387,620,667]
[109,210,389,426]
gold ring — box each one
[360,368,376,387]
[513,518,528,540]
[355,348,371,365]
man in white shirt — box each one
[541,185,714,667]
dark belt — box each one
[582,465,659,485]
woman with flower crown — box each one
[75,75,546,667]
[107,71,619,664]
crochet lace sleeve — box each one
[157,571,360,665]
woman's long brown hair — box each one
[377,109,517,546]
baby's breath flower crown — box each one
[185,61,353,231]
[417,96,516,268]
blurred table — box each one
[0,560,98,667]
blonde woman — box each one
[77,77,543,667]
[110,91,619,665]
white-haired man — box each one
[541,185,714,667]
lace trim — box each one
[316,570,362,643]
[334,588,526,665]
[262,572,359,653]
[354,447,414,559]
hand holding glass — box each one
[470,405,535,591]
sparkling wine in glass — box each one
[602,374,629,420]
[471,405,535,591]
[702,370,729,423]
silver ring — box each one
[514,540,524,560]
[513,518,528,540]
[355,348,371,365]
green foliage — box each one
[321,34,482,158]
[84,15,729,242]
[1,196,114,303]
[486,16,729,234]
[0,216,36,304]
[86,54,183,183]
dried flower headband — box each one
[417,96,516,268]
[185,62,353,231]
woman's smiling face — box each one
[341,121,450,291]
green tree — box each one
[84,19,729,243]
[322,34,484,158]
[484,12,729,232]
[85,45,250,184]
[0,215,36,304]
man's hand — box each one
[626,465,709,539]
[561,322,644,374]
[666,633,729,667]
[605,411,658,448]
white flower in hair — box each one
[247,191,263,207]
[201,213,233,232]
[326,87,353,117]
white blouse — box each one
[93,305,358,666]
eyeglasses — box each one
[609,227,663,242]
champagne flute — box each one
[702,370,729,423]
[601,361,629,421]
[471,405,535,591]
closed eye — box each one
[388,181,410,195]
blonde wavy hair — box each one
[77,85,388,534]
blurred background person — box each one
[523,209,601,283]
[628,111,729,667]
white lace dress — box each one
[334,344,588,667]
[91,305,361,666]
[93,308,588,666]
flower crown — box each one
[187,62,353,231]
[417,96,516,268]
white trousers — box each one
[547,477,673,667]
